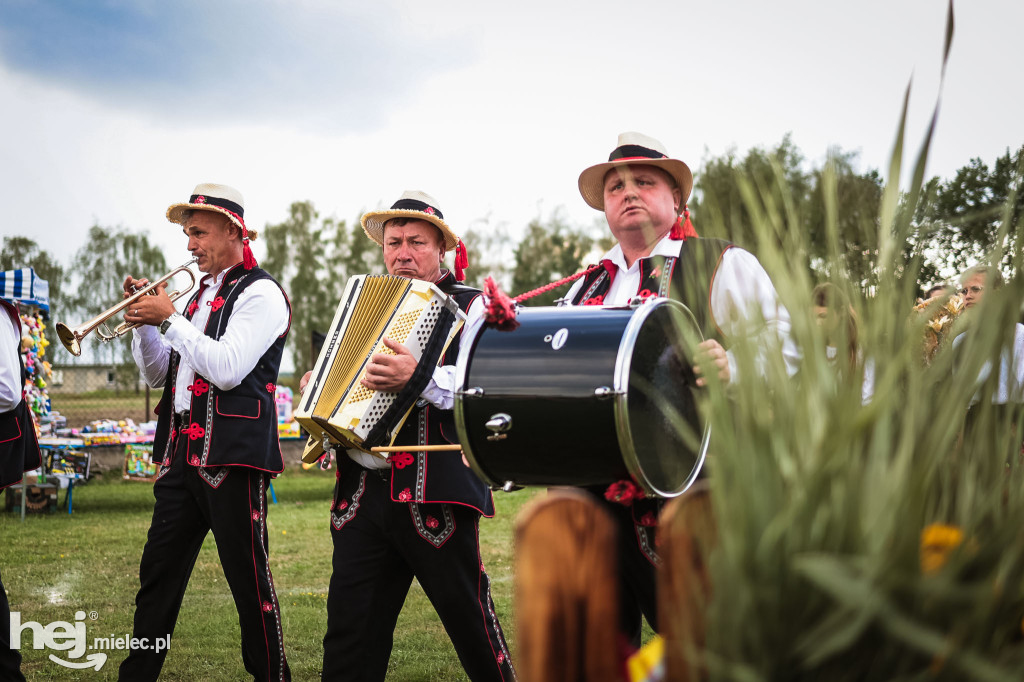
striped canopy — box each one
[0,268,49,314]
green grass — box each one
[1,467,539,680]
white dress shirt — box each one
[132,268,290,413]
[0,307,23,412]
[952,323,1024,405]
[565,233,800,379]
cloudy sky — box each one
[0,0,1020,268]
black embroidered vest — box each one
[569,237,733,342]
[152,264,291,473]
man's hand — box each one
[300,370,313,394]
[694,339,730,387]
[361,337,417,392]
[122,276,177,328]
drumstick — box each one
[370,444,463,453]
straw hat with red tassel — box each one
[578,131,698,241]
[166,183,259,270]
[361,190,469,281]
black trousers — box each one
[0,567,26,682]
[588,490,661,647]
[322,467,514,681]
[118,434,290,681]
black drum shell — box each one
[455,302,707,496]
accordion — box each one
[295,274,466,463]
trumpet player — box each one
[118,183,292,682]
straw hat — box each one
[360,190,459,250]
[578,132,693,211]
[166,183,246,231]
[166,183,258,269]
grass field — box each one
[1,465,540,680]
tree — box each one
[63,226,169,386]
[460,217,514,291]
[805,150,884,289]
[0,236,65,321]
[692,134,813,259]
[914,144,1024,281]
[261,201,381,374]
[510,210,613,307]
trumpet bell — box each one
[55,322,83,357]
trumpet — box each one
[55,258,199,356]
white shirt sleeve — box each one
[420,295,485,410]
[0,313,22,412]
[710,248,800,380]
[163,279,289,391]
[131,324,172,388]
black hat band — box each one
[608,144,667,162]
[190,194,244,218]
[390,198,444,220]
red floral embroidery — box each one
[424,206,435,215]
[252,510,261,521]
[188,377,209,396]
[188,454,199,466]
[181,423,205,440]
[639,511,657,527]
[425,516,439,529]
[171,386,176,394]
[398,488,412,502]
[582,295,604,306]
[634,288,656,302]
[497,652,505,664]
[195,195,206,204]
[262,601,274,613]
[605,479,645,506]
[391,452,414,469]
[208,296,225,312]
[266,383,276,393]
[650,266,661,279]
[336,500,348,511]
[187,300,198,316]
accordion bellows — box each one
[295,274,466,463]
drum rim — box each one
[453,312,501,488]
[613,298,710,498]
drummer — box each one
[564,132,798,644]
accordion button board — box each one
[295,274,466,463]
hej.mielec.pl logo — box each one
[9,610,171,671]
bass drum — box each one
[454,299,709,498]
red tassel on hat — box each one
[483,276,519,331]
[668,205,698,240]
[454,240,469,282]
[241,226,258,270]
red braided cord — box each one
[512,263,603,303]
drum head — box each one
[615,299,708,497]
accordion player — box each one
[295,274,467,463]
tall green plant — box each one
[679,4,1024,679]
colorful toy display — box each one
[123,443,159,481]
[72,418,155,446]
[20,309,52,428]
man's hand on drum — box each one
[694,339,730,387]
[121,275,176,327]
[361,337,417,392]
